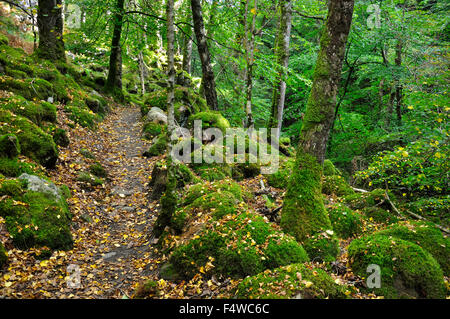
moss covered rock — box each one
[0,134,20,158]
[188,111,230,133]
[344,189,392,210]
[266,157,295,189]
[362,206,398,224]
[302,231,340,262]
[89,163,107,178]
[0,157,36,177]
[170,212,309,279]
[77,172,103,187]
[183,179,245,206]
[0,178,73,250]
[0,96,57,126]
[348,235,445,299]
[143,122,166,140]
[235,263,348,299]
[328,203,363,239]
[0,109,58,168]
[52,128,70,147]
[322,175,355,197]
[374,221,450,276]
[323,159,339,176]
[143,133,169,158]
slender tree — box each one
[281,0,355,249]
[191,0,218,110]
[153,0,177,238]
[105,0,125,95]
[37,0,65,62]
[243,0,257,128]
[268,0,293,139]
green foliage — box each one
[355,141,449,198]
[328,203,363,239]
[348,235,445,299]
[236,263,348,299]
[170,212,309,279]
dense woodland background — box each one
[0,0,448,299]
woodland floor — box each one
[0,104,376,299]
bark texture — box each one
[281,0,355,247]
[37,0,65,62]
[191,0,219,110]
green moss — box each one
[0,34,9,46]
[344,189,393,210]
[0,134,20,158]
[134,280,160,299]
[281,152,333,243]
[323,159,339,176]
[77,172,103,186]
[64,102,100,128]
[0,96,57,126]
[193,164,232,182]
[1,182,73,250]
[52,128,70,147]
[0,179,25,197]
[170,212,309,279]
[79,148,95,159]
[89,163,107,178]
[236,263,348,299]
[143,122,166,140]
[303,232,340,262]
[0,241,7,267]
[189,111,230,133]
[266,158,295,189]
[328,203,363,239]
[374,221,450,276]
[0,157,36,177]
[143,133,169,157]
[362,206,398,224]
[0,110,58,168]
[183,179,244,206]
[348,235,445,299]
[322,175,355,197]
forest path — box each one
[1,104,162,299]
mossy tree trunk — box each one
[281,0,355,242]
[37,0,65,62]
[268,0,293,139]
[153,0,177,238]
[105,0,125,95]
[191,0,219,111]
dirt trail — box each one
[1,105,162,299]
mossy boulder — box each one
[322,175,355,197]
[192,163,232,182]
[374,221,450,276]
[0,109,58,168]
[89,163,107,178]
[348,235,445,299]
[0,242,7,267]
[0,157,36,177]
[170,212,309,279]
[143,133,169,158]
[235,263,348,299]
[188,111,230,133]
[172,190,246,233]
[302,231,340,262]
[266,157,295,189]
[143,122,166,140]
[0,96,57,126]
[362,206,398,224]
[0,134,20,158]
[77,172,103,187]
[183,179,245,206]
[0,178,73,250]
[149,161,195,200]
[328,203,363,239]
[52,128,70,147]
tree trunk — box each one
[281,0,355,249]
[268,0,293,139]
[395,39,403,126]
[37,0,65,62]
[105,0,125,95]
[138,51,146,96]
[243,0,257,128]
[191,0,219,110]
[153,0,177,239]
